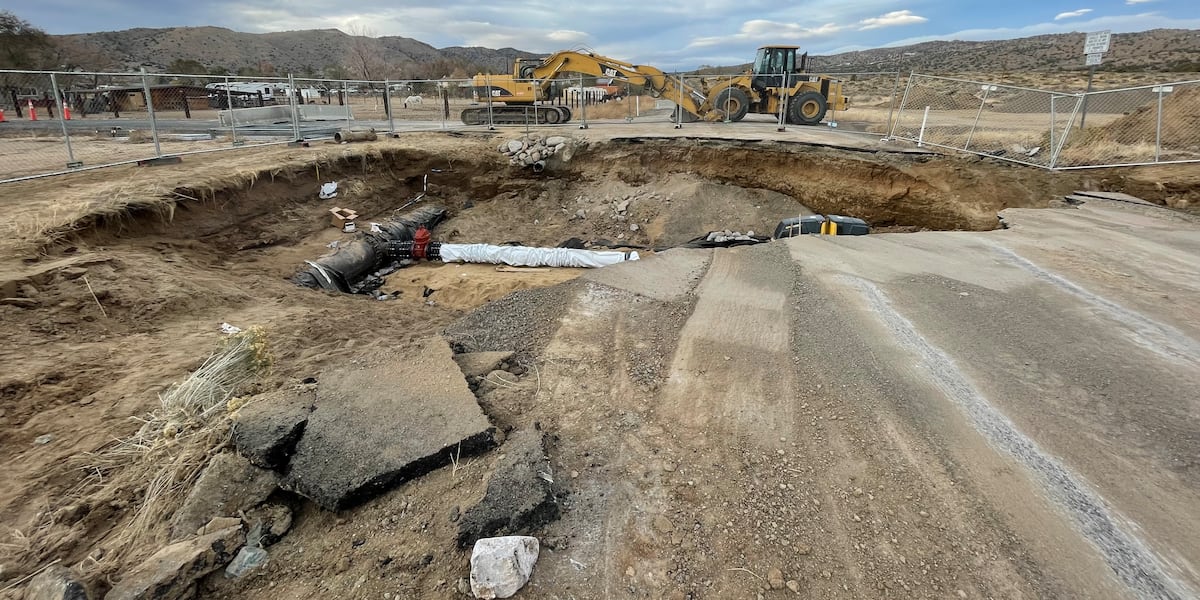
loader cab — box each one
[752,46,808,91]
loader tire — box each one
[788,91,827,125]
[714,87,750,122]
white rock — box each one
[554,143,565,153]
[530,151,542,162]
[470,536,540,599]
[507,140,523,154]
[546,136,567,146]
[616,199,631,213]
[518,152,529,160]
[630,223,639,232]
[498,143,508,154]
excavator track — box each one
[461,105,572,126]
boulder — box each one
[283,338,496,510]
[453,352,515,379]
[457,429,559,548]
[545,136,566,146]
[105,524,244,600]
[469,536,540,599]
[26,565,90,600]
[169,453,278,541]
[506,140,523,154]
[231,387,314,470]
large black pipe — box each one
[294,205,447,292]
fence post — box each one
[964,85,994,151]
[885,71,902,136]
[224,76,240,146]
[384,79,395,136]
[485,74,495,130]
[580,74,588,129]
[777,73,790,132]
[675,74,685,129]
[888,72,916,140]
[1156,85,1166,163]
[1049,95,1056,169]
[140,67,163,158]
[917,106,930,147]
[343,80,352,133]
[289,74,302,142]
[49,73,79,168]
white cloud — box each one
[687,19,844,48]
[1125,0,1154,4]
[1054,8,1093,20]
[859,10,928,30]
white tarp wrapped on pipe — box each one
[439,244,639,268]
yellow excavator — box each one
[461,46,847,126]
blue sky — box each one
[19,0,1200,69]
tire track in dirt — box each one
[840,273,1195,600]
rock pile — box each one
[498,135,572,168]
[705,230,757,243]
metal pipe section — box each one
[294,205,447,292]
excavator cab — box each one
[751,46,807,91]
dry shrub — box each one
[71,327,272,580]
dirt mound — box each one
[1094,86,1200,146]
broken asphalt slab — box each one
[457,428,560,548]
[232,386,315,470]
[283,338,496,510]
[452,351,515,379]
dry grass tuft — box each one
[72,326,272,578]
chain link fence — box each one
[889,73,1200,169]
[7,66,1192,182]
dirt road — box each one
[452,200,1200,599]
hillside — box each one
[810,28,1200,73]
[52,26,1200,79]
[55,26,538,78]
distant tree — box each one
[344,24,389,80]
[0,10,51,69]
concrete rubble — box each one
[105,521,244,600]
[497,134,574,169]
[469,536,540,600]
[169,453,279,541]
[283,338,496,510]
[457,428,560,548]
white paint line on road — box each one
[990,244,1200,366]
[840,274,1194,600]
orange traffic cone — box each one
[63,106,71,120]
[27,100,36,121]
[0,108,6,122]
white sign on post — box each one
[1083,30,1111,55]
[1085,53,1103,66]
